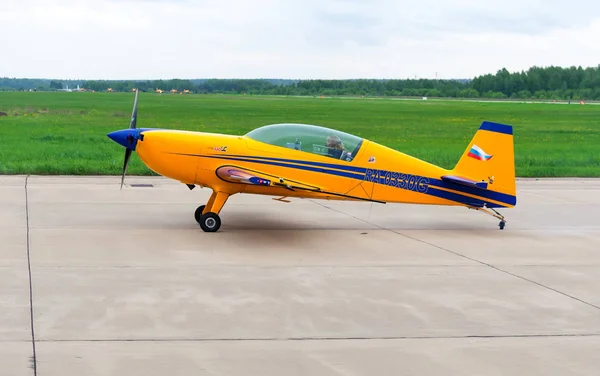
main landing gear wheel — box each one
[499,220,506,230]
[194,205,206,224]
[199,212,221,232]
[194,191,229,233]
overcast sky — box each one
[1,0,599,80]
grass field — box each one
[0,92,599,176]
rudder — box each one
[450,121,516,206]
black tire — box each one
[200,212,221,232]
[194,205,206,224]
[499,221,506,230]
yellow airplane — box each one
[108,90,516,232]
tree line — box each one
[2,65,600,100]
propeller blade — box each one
[117,90,138,189]
[129,89,139,129]
[120,148,132,190]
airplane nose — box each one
[107,129,139,150]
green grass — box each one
[0,92,599,176]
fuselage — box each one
[133,128,476,207]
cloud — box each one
[1,0,599,79]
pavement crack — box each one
[25,175,38,376]
[28,264,485,269]
[311,201,600,312]
[394,231,600,312]
[34,333,600,343]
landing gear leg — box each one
[468,205,507,230]
[194,191,217,224]
[195,191,230,232]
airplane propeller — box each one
[120,89,138,189]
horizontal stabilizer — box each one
[441,175,488,189]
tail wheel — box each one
[200,212,221,232]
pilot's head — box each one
[327,135,344,149]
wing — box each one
[215,165,385,203]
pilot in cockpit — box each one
[326,135,346,159]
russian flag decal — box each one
[468,144,493,161]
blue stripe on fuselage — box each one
[190,153,514,207]
[428,179,516,206]
[426,187,503,208]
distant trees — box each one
[471,65,600,100]
[49,80,63,89]
[0,78,57,91]
[2,65,600,99]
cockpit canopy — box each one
[245,123,363,162]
